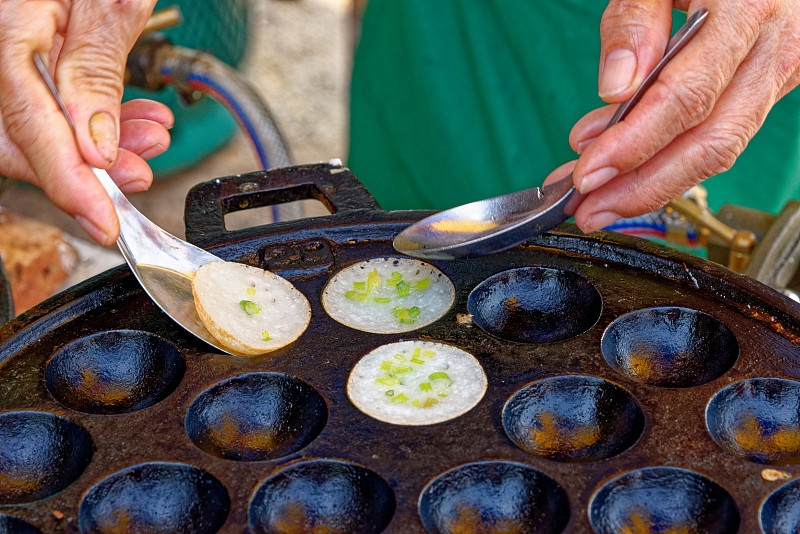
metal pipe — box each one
[143,6,183,35]
[126,37,295,220]
[157,45,292,171]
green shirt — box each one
[349,0,800,216]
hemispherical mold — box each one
[185,372,327,461]
[589,466,739,533]
[706,378,800,465]
[0,514,41,533]
[45,330,185,415]
[0,411,93,504]
[601,306,738,387]
[248,459,395,534]
[502,375,644,462]
[467,266,602,343]
[418,460,569,533]
[761,477,800,533]
[78,462,229,534]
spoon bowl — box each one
[392,174,580,259]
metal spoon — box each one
[394,9,708,260]
[34,52,245,356]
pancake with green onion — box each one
[347,340,487,425]
[192,261,311,355]
[322,257,455,333]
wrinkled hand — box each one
[555,0,800,233]
[0,0,172,245]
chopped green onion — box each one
[239,300,262,315]
[422,350,435,358]
[419,382,432,391]
[367,269,380,292]
[429,373,453,391]
[353,281,366,290]
[413,278,429,290]
[410,357,425,365]
[375,376,398,386]
[385,390,394,397]
[412,348,421,358]
[261,330,271,341]
[396,280,411,297]
[380,361,393,372]
[345,290,368,302]
[412,400,421,407]
[247,287,256,296]
[394,354,406,362]
[386,273,403,287]
[392,364,413,375]
[393,306,416,324]
[391,393,408,404]
[429,372,451,381]
[408,306,421,317]
[438,393,448,397]
[373,297,392,303]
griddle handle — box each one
[184,163,382,246]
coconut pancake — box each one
[192,261,311,356]
[322,257,454,334]
[347,340,487,426]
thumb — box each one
[57,0,156,169]
[598,0,674,102]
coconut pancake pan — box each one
[2,163,800,533]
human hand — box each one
[565,0,800,233]
[0,0,169,245]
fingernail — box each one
[585,211,621,233]
[576,137,597,154]
[119,180,150,194]
[139,144,166,161]
[599,49,637,98]
[75,215,110,246]
[89,111,118,164]
[577,166,618,194]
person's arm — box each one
[0,0,170,245]
[565,0,800,233]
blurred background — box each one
[0,0,358,317]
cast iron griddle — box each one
[2,163,800,533]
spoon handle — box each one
[554,8,708,218]
[606,9,708,127]
[33,52,215,273]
